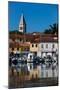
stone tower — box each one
[19,14,26,33]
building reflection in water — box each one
[9,54,58,80]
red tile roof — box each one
[9,33,58,43]
[9,42,30,48]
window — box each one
[52,44,54,48]
[12,39,15,41]
[20,27,23,30]
[41,44,43,48]
[17,48,19,50]
[26,39,28,42]
[20,38,22,42]
[32,44,34,47]
[35,44,37,47]
[46,44,48,48]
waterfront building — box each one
[37,34,58,58]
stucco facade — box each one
[30,43,38,53]
[37,42,58,57]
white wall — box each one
[38,42,58,52]
[37,42,58,57]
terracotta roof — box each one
[9,33,58,43]
[9,42,30,48]
[39,34,58,42]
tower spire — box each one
[19,14,26,33]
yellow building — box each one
[30,43,38,54]
[9,42,30,53]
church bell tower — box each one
[19,14,26,33]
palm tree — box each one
[49,23,58,34]
[44,23,58,35]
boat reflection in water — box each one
[9,52,58,80]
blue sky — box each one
[8,2,58,33]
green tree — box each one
[44,23,58,34]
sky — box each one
[8,1,58,33]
